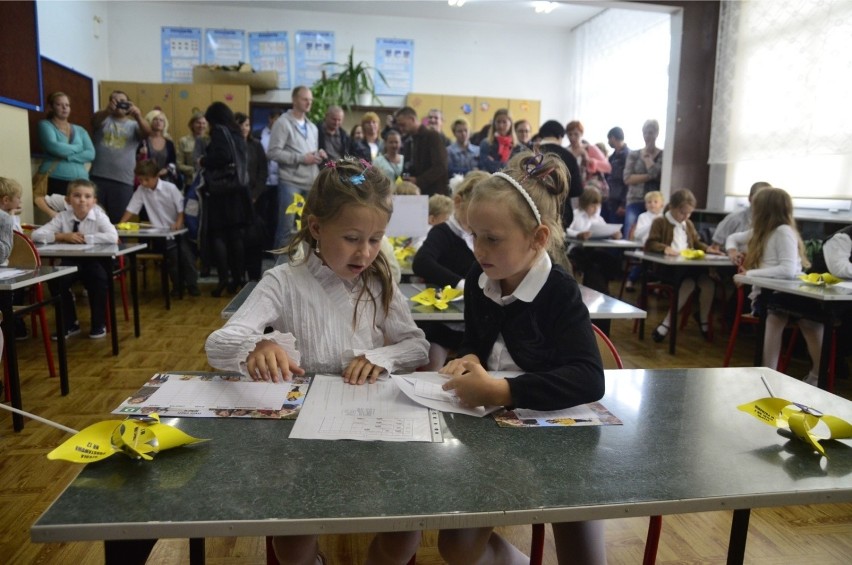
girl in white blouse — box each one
[206,158,428,565]
[726,187,823,385]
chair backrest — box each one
[8,231,41,269]
[592,324,624,370]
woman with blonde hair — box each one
[138,109,180,186]
[726,187,823,385]
[478,108,517,173]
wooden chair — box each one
[2,232,56,392]
[530,324,663,565]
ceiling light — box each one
[448,0,467,6]
[533,1,558,14]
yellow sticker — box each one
[409,286,463,310]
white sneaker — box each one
[89,326,107,339]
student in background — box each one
[565,186,622,294]
[709,181,772,253]
[413,171,487,369]
[623,190,665,291]
[206,159,428,565]
[437,153,605,565]
[32,180,118,340]
[427,194,453,227]
[0,178,17,359]
[120,160,200,297]
[823,225,852,279]
[373,130,405,183]
[726,187,824,386]
[394,181,420,195]
[645,188,719,342]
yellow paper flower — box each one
[116,222,140,231]
[285,194,306,231]
[798,272,842,286]
[680,249,705,260]
[409,286,463,310]
[738,397,852,457]
[47,413,206,463]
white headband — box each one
[492,172,542,225]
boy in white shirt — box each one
[625,190,664,291]
[120,160,200,296]
[32,179,118,339]
[566,187,622,294]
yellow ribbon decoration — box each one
[409,286,464,310]
[737,397,852,457]
[47,414,206,463]
[285,193,306,231]
[115,222,141,231]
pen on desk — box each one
[761,375,776,398]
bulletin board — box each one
[27,57,94,156]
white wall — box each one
[94,1,572,120]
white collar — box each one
[665,210,685,228]
[479,251,551,305]
[446,214,474,251]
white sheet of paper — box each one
[386,195,429,237]
[836,281,852,290]
[0,268,30,280]
[588,223,622,238]
[290,374,439,442]
[390,371,521,417]
[38,243,96,251]
[141,378,296,410]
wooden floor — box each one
[1,273,851,564]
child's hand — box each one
[342,355,384,385]
[579,231,591,240]
[57,232,86,244]
[246,340,304,383]
[439,354,481,378]
[441,361,512,408]
[727,249,744,266]
[171,220,183,231]
[664,246,679,256]
[611,230,622,239]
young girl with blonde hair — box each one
[206,158,429,565]
[437,152,605,565]
[726,187,823,385]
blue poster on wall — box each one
[294,31,335,87]
[161,27,202,83]
[375,38,414,96]
[205,29,246,66]
[249,31,290,90]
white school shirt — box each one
[633,210,662,244]
[205,246,429,377]
[824,231,852,279]
[565,208,606,239]
[124,179,184,228]
[31,205,118,244]
[665,210,688,251]
[479,251,552,371]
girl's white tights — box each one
[762,311,823,381]
[272,532,420,565]
[658,275,715,332]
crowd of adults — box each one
[33,85,661,295]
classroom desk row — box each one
[30,367,852,565]
[219,281,647,325]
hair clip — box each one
[358,158,372,170]
[521,153,546,181]
[323,160,337,170]
[348,173,366,186]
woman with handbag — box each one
[34,92,95,217]
[566,120,613,202]
[201,102,253,297]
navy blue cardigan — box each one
[457,263,605,411]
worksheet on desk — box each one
[290,374,442,442]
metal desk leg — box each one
[107,259,119,356]
[176,234,185,300]
[2,293,24,431]
[104,539,157,565]
[189,538,205,565]
[727,508,750,565]
[638,263,647,339]
[54,292,69,396]
[817,307,833,390]
[130,252,140,337]
[161,243,171,310]
[669,273,680,355]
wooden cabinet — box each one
[97,81,250,139]
[408,93,540,139]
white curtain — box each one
[568,8,671,149]
[709,0,852,199]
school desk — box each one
[626,250,736,354]
[37,243,147,355]
[733,273,852,390]
[117,227,188,310]
[30,367,852,565]
[220,281,258,319]
[565,237,642,250]
[0,266,77,431]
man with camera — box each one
[90,90,152,222]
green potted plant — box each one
[309,47,388,121]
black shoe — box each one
[693,311,711,341]
[211,283,227,298]
[51,322,81,341]
[652,324,669,343]
[187,285,201,297]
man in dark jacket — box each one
[317,106,350,161]
[394,106,449,196]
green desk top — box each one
[32,368,852,542]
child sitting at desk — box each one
[624,190,665,291]
[709,181,772,253]
[565,186,622,294]
[205,158,428,565]
[437,152,605,565]
[823,224,852,279]
[32,179,118,339]
[119,160,200,296]
[726,187,824,386]
[0,177,19,358]
[645,188,720,342]
[412,171,487,368]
